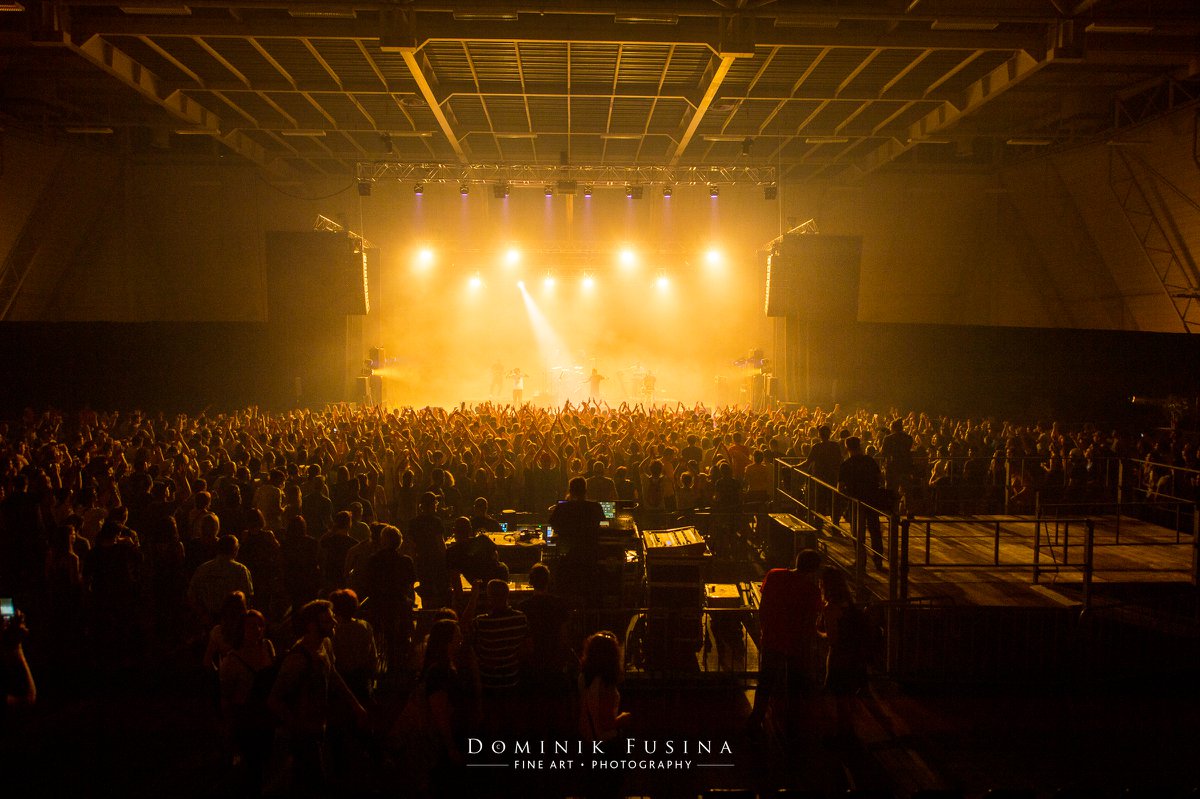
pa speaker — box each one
[266,231,368,320]
[765,234,862,320]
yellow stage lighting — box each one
[582,275,596,291]
[618,248,637,267]
[468,273,483,289]
[417,247,435,266]
[705,248,723,265]
[505,247,521,265]
[542,274,556,290]
[656,274,670,291]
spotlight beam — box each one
[517,281,569,381]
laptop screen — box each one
[599,500,617,520]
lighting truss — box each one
[314,214,375,250]
[355,162,778,188]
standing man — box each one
[746,548,823,736]
[506,367,525,406]
[838,437,885,571]
[547,477,605,606]
[808,425,845,525]
[408,492,450,609]
[881,417,916,512]
[585,368,606,402]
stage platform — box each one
[817,514,1197,609]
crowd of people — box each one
[0,400,1194,795]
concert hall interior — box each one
[2,2,1200,799]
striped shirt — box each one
[474,608,529,690]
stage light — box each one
[357,180,372,197]
[656,273,670,291]
[663,185,673,198]
[582,275,595,291]
[763,184,777,200]
[705,248,723,266]
[582,185,593,198]
[516,279,525,289]
[708,185,719,198]
[543,274,556,289]
[493,183,509,199]
[625,185,634,198]
[417,247,435,266]
[459,183,470,195]
[468,273,483,289]
[618,248,637,268]
[504,248,521,266]
[414,183,424,196]
[544,185,554,197]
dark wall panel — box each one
[0,323,278,413]
[265,231,367,319]
[766,235,862,319]
[0,322,1194,424]
[778,322,1200,424]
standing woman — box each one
[816,567,871,743]
[578,631,630,799]
[219,609,276,797]
[410,618,471,798]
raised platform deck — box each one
[818,514,1197,608]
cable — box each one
[255,170,356,201]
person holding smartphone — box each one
[2,606,37,721]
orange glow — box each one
[365,187,771,409]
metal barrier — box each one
[772,457,1200,684]
[773,458,901,603]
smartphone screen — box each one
[0,597,14,620]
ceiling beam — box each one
[68,34,291,176]
[755,46,831,137]
[57,0,1162,25]
[385,44,468,163]
[249,37,298,88]
[137,34,204,86]
[193,36,251,85]
[854,48,1054,176]
[77,15,1047,52]
[158,80,984,105]
[877,48,932,97]
[670,51,741,165]
[638,43,678,163]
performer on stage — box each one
[489,360,504,397]
[585,368,605,402]
[506,367,525,405]
[640,372,656,405]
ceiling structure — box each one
[1,0,1198,185]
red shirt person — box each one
[747,548,823,733]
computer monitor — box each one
[599,500,617,520]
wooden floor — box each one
[818,514,1197,608]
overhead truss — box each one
[356,162,778,186]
